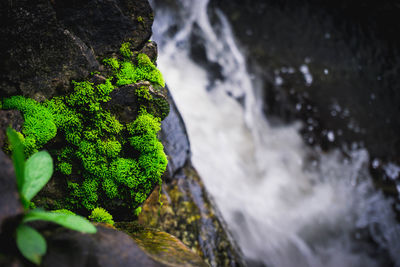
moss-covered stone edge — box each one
[0,42,168,219]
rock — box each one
[0,110,24,148]
[53,0,153,57]
[106,84,139,123]
[139,163,246,267]
[0,150,23,233]
[42,225,165,267]
[0,0,153,99]
[106,81,169,123]
[160,89,191,176]
[155,92,245,266]
[140,41,159,63]
[117,223,209,267]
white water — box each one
[150,0,400,266]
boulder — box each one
[42,225,165,267]
[0,0,153,99]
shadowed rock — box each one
[0,150,22,232]
[42,225,165,267]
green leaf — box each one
[16,224,47,265]
[22,151,53,201]
[6,128,25,193]
[23,210,97,234]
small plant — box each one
[89,207,114,226]
[7,128,97,265]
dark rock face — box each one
[53,0,153,57]
[160,89,191,176]
[43,225,165,267]
[0,0,152,99]
[106,80,169,124]
[0,150,22,232]
[0,110,24,148]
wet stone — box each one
[42,225,165,267]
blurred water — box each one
[150,0,400,266]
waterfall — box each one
[149,0,400,266]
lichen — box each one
[1,43,169,217]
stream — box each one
[150,0,400,266]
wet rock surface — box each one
[117,223,209,267]
[160,89,191,176]
[42,225,165,267]
[0,110,23,148]
[139,163,246,267]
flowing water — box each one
[149,0,400,266]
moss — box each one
[107,53,165,87]
[58,162,72,175]
[103,58,120,70]
[154,98,170,120]
[1,42,169,218]
[136,86,153,101]
[2,96,57,156]
[89,207,114,226]
[134,206,142,216]
[120,42,133,59]
[137,16,144,23]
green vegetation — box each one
[104,47,165,87]
[7,128,96,265]
[1,43,168,217]
[2,96,56,155]
[89,207,115,226]
[120,42,133,59]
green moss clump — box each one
[103,58,120,70]
[89,207,114,226]
[105,53,165,87]
[1,43,169,217]
[136,86,153,101]
[120,42,133,59]
[58,162,72,175]
[2,96,57,156]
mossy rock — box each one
[116,222,209,267]
[0,0,153,99]
[138,164,247,267]
[1,45,169,221]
